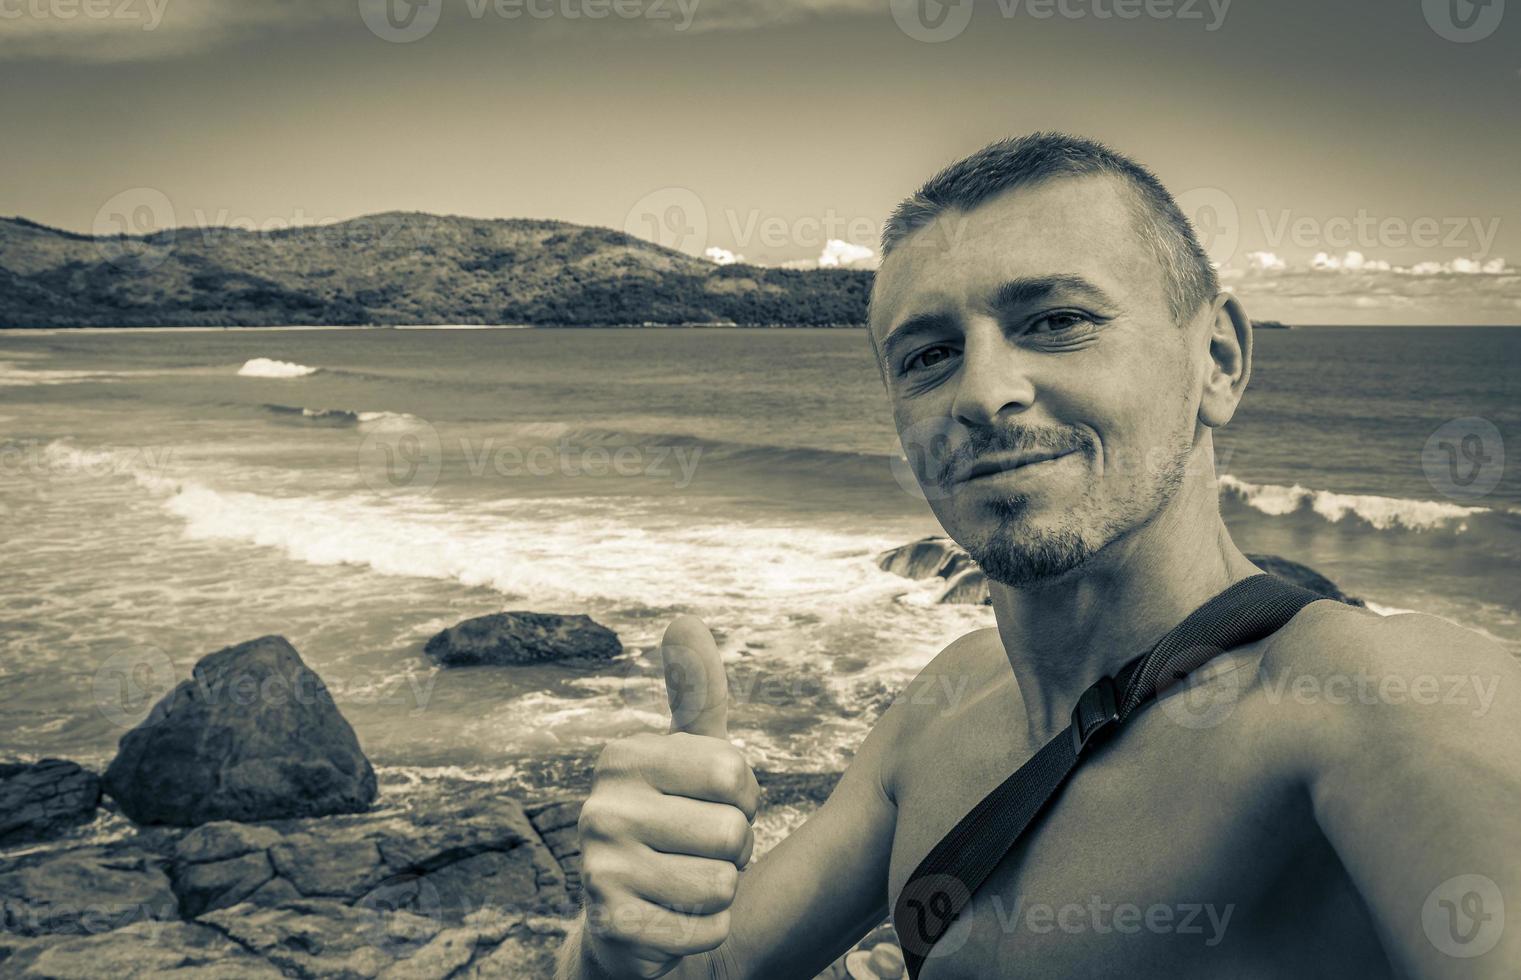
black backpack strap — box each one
[892,574,1324,978]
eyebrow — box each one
[879,274,1118,368]
[988,274,1117,315]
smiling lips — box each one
[954,449,1075,485]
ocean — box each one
[2,325,1518,812]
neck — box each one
[989,468,1259,743]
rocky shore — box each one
[0,545,1359,978]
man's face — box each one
[870,175,1207,587]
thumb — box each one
[661,615,729,739]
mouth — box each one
[954,449,1076,485]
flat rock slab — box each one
[0,759,102,848]
[168,785,570,923]
[0,846,177,937]
[0,919,285,979]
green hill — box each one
[0,213,873,328]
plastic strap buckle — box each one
[1070,674,1120,756]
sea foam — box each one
[1218,474,1487,532]
[238,358,318,378]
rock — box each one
[456,916,569,979]
[526,799,583,903]
[173,822,285,864]
[0,847,177,937]
[0,759,102,847]
[937,566,991,606]
[425,612,622,667]
[876,537,986,605]
[172,849,274,918]
[102,635,378,826]
[200,898,440,978]
[1243,553,1365,607]
[877,537,1363,607]
[166,787,570,923]
[0,919,283,979]
[2,781,582,978]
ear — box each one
[1198,293,1252,429]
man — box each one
[557,133,1520,979]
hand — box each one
[578,615,761,978]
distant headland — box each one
[0,213,871,329]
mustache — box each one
[933,425,1092,489]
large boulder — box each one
[425,612,622,667]
[0,759,101,847]
[876,537,1363,607]
[102,636,377,826]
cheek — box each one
[1053,348,1188,476]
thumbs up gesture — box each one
[577,616,761,977]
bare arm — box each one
[1272,608,1521,979]
[556,617,906,979]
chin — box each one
[961,517,1098,589]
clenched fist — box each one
[578,615,761,978]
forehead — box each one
[870,174,1166,341]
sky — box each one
[2,0,1518,323]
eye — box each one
[903,344,959,373]
[1028,311,1094,334]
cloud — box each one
[0,0,884,61]
[1403,256,1509,275]
[1227,262,1520,324]
[678,0,879,33]
[1244,250,1286,271]
[817,239,878,269]
[1308,250,1391,272]
[703,246,745,265]
[0,0,348,62]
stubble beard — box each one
[963,440,1194,589]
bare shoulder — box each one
[1247,597,1521,771]
[872,626,1008,801]
[1259,596,1518,679]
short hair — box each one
[878,132,1220,326]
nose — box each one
[950,318,1036,427]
